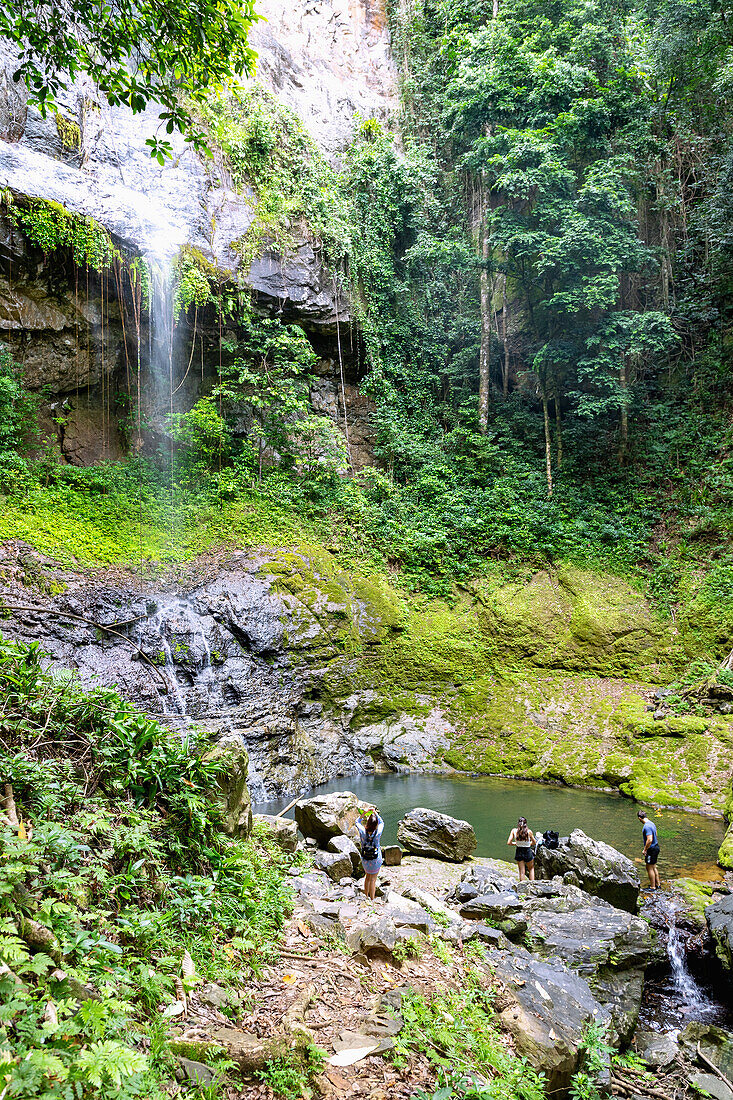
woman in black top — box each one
[507,816,536,882]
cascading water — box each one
[135,598,222,720]
[640,894,731,1028]
[144,253,177,427]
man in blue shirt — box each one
[638,810,661,889]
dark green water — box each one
[257,773,726,881]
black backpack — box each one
[543,830,559,849]
[362,837,379,861]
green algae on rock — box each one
[477,566,671,677]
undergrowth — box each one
[0,636,300,1098]
[391,980,546,1100]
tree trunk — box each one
[501,273,510,396]
[478,212,491,434]
[541,389,553,498]
[555,390,563,469]
[618,357,628,465]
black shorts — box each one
[516,846,535,863]
[645,844,660,866]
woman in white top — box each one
[507,816,536,881]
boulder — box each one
[397,807,477,862]
[294,791,370,846]
[679,1024,733,1082]
[688,1074,733,1100]
[460,891,523,922]
[383,893,433,934]
[204,738,253,837]
[636,1031,679,1069]
[491,947,611,1093]
[383,844,402,866]
[524,893,660,1043]
[706,894,733,969]
[327,834,361,871]
[534,829,640,912]
[346,916,398,957]
[459,862,517,897]
[314,850,353,882]
[253,813,298,852]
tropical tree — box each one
[0,0,259,159]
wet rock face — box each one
[458,865,660,1042]
[535,829,640,912]
[0,545,449,801]
[706,894,733,969]
[397,807,477,862]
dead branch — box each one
[697,1042,733,1092]
[0,604,167,685]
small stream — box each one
[639,895,733,1030]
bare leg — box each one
[517,860,525,882]
[653,866,661,889]
[527,861,535,882]
[646,863,655,888]
[363,872,374,898]
[369,872,378,901]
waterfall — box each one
[645,895,725,1026]
[135,598,221,720]
[145,253,177,425]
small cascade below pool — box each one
[639,894,732,1030]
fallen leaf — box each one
[297,920,311,937]
[283,973,299,985]
[181,950,195,979]
[325,1068,351,1090]
[161,1000,186,1019]
[328,1043,380,1067]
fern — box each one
[76,1040,147,1089]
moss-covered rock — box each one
[671,878,715,929]
[205,738,253,837]
[718,822,733,869]
[477,566,670,676]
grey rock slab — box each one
[397,807,477,862]
[590,966,644,1047]
[491,947,611,1093]
[346,916,398,956]
[525,903,661,974]
[328,834,361,871]
[679,1024,733,1082]
[688,1074,733,1100]
[177,1057,215,1085]
[706,894,733,969]
[535,830,640,912]
[290,872,331,899]
[199,982,229,1010]
[385,905,433,935]
[460,891,523,921]
[637,1031,679,1069]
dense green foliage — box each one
[2,0,733,625]
[0,0,258,160]
[0,637,298,1098]
[390,980,546,1100]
